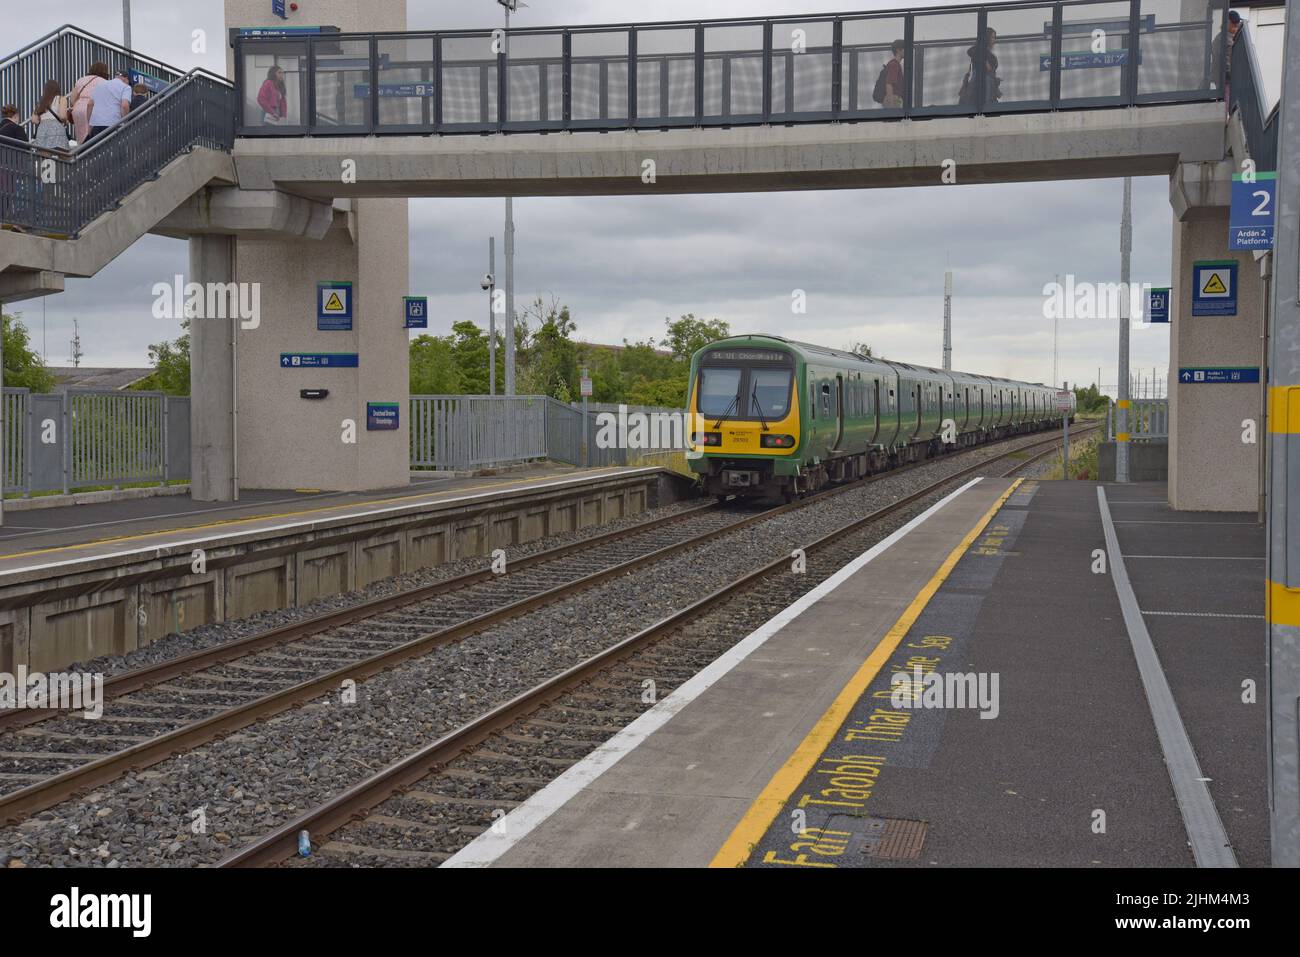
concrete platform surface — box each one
[0,464,633,572]
[445,478,1265,869]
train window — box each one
[821,383,832,417]
[698,367,743,417]
[750,369,791,418]
[809,381,817,420]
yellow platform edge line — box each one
[708,477,1024,868]
[0,467,625,562]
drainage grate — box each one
[861,817,929,860]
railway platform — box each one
[446,477,1266,868]
[0,464,694,673]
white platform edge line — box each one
[0,468,657,578]
[441,476,987,868]
[1097,486,1238,868]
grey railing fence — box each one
[236,0,1227,137]
[1,388,189,495]
[1107,397,1168,441]
[410,395,688,470]
[0,25,236,238]
[1229,24,1277,170]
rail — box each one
[234,0,1228,137]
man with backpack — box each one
[873,39,906,109]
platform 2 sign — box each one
[317,281,353,331]
[366,402,400,430]
[1147,287,1169,323]
[1178,367,1260,384]
[404,296,428,329]
[1229,172,1276,251]
[280,352,359,368]
[1191,260,1237,316]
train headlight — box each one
[691,431,722,447]
[760,434,796,448]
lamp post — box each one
[497,1,522,395]
[481,239,495,397]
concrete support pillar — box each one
[189,234,237,502]
[231,201,409,492]
[1167,204,1264,511]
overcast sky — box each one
[19,0,1179,393]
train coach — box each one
[686,335,1074,500]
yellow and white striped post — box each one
[1267,0,1300,868]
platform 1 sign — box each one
[1178,367,1260,384]
[280,352,359,368]
[1191,260,1237,316]
[317,281,353,331]
[1229,172,1276,250]
[404,296,427,329]
[366,402,400,430]
[1147,287,1170,323]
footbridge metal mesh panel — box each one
[234,0,1229,137]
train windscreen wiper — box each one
[711,392,740,429]
[751,383,770,431]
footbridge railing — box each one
[0,26,235,238]
[1229,24,1278,171]
[235,0,1229,137]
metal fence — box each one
[236,0,1228,137]
[410,395,689,470]
[1,388,189,495]
[1107,397,1168,441]
[1230,24,1276,170]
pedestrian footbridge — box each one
[0,0,1281,512]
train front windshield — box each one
[697,362,792,421]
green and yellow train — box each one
[686,335,1074,500]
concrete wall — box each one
[1167,205,1265,511]
[219,0,411,495]
[0,470,684,673]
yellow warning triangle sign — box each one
[1202,272,1227,295]
[324,291,346,312]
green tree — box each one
[132,320,190,395]
[1073,382,1108,414]
[409,334,461,394]
[663,314,730,361]
[1,311,57,392]
[519,298,579,400]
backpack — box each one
[872,62,891,104]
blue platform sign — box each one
[404,296,428,329]
[1229,172,1276,251]
[127,70,168,94]
[272,0,286,19]
[280,352,359,368]
[1148,287,1170,323]
[1191,260,1237,316]
[367,402,400,430]
[317,280,353,331]
[1178,367,1260,384]
[1038,50,1139,71]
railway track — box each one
[0,423,1093,861]
[218,426,1092,867]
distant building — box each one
[46,367,153,392]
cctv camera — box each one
[480,273,494,290]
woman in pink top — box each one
[68,61,109,145]
[257,66,288,125]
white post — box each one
[488,237,496,397]
[1117,177,1132,481]
[1062,382,1069,480]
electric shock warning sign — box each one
[317,281,354,330]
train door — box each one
[833,374,845,450]
[870,378,881,444]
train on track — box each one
[686,335,1075,500]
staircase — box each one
[0,26,236,296]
